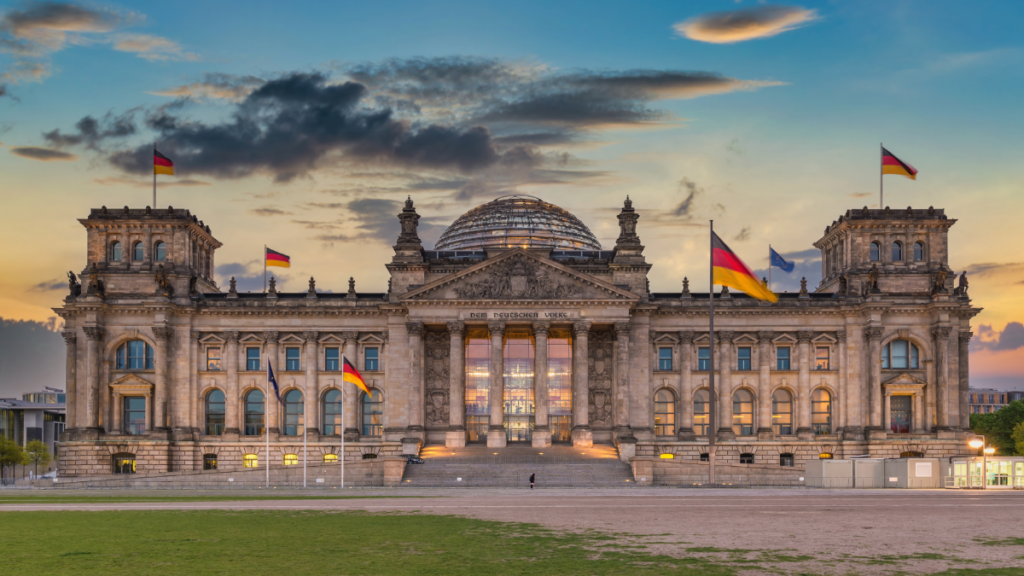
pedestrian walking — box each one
[529,473,535,489]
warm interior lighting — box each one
[984,446,996,455]
[968,438,984,449]
[660,453,674,459]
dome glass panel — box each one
[434,195,601,251]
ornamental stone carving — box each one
[677,330,694,344]
[836,330,847,343]
[959,331,973,343]
[303,331,319,343]
[62,331,77,344]
[573,320,591,335]
[424,331,451,428]
[797,331,813,343]
[932,326,952,339]
[152,326,174,341]
[487,321,505,336]
[224,331,239,343]
[864,327,883,340]
[341,330,360,342]
[587,329,614,427]
[452,255,585,300]
[83,326,104,341]
[263,331,279,344]
[532,321,550,336]
[405,322,424,337]
[446,321,465,336]
[757,330,774,343]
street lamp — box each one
[968,436,989,489]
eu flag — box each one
[268,360,283,404]
[770,247,795,273]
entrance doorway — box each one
[890,395,911,433]
[504,332,535,442]
[550,415,572,443]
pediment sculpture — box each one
[451,255,585,300]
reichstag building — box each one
[56,195,978,475]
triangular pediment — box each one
[401,249,639,302]
[108,373,154,392]
[882,372,927,388]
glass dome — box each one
[434,195,602,251]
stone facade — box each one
[56,198,980,476]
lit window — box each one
[883,340,919,369]
[913,241,924,261]
[111,241,122,261]
[737,347,751,371]
[246,347,260,371]
[740,453,754,464]
[283,389,303,436]
[812,389,832,434]
[658,347,673,371]
[205,389,225,435]
[123,397,146,435]
[206,347,221,371]
[654,389,675,436]
[133,242,144,261]
[285,347,300,371]
[243,454,258,468]
[693,389,709,436]
[697,347,710,371]
[203,454,217,470]
[283,454,298,466]
[772,389,792,436]
[325,347,339,371]
[112,453,136,474]
[815,347,830,370]
[776,347,791,370]
[869,242,879,261]
[779,453,794,467]
[155,241,166,261]
[244,390,265,436]
[117,340,154,370]
[819,453,834,460]
[892,242,903,261]
[732,389,754,436]
[323,454,338,463]
[365,347,379,371]
[322,389,342,436]
[361,390,383,436]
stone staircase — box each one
[401,444,635,488]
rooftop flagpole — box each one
[341,352,345,490]
[265,355,270,489]
[708,220,716,485]
[153,142,157,209]
[880,142,884,209]
[303,392,307,489]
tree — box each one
[970,400,1024,455]
[0,436,25,482]
[1013,422,1024,457]
[24,440,51,478]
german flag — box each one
[266,248,290,268]
[154,149,175,175]
[343,358,370,395]
[713,232,778,302]
[882,147,917,180]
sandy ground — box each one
[3,488,1023,574]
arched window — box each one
[892,242,903,261]
[882,340,920,369]
[772,389,793,436]
[283,454,298,466]
[132,241,144,261]
[205,389,225,435]
[812,389,832,434]
[110,241,122,261]
[869,242,879,261]
[155,241,166,261]
[243,454,258,468]
[116,340,154,370]
[323,453,338,463]
[779,453,794,467]
[361,390,383,436]
[654,389,675,436]
[322,389,342,436]
[732,389,754,436]
[283,389,303,436]
[244,390,265,436]
[693,389,709,436]
[913,241,924,261]
[112,452,136,474]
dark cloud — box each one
[733,226,751,242]
[0,317,65,398]
[675,5,819,44]
[972,322,1024,352]
[248,207,293,217]
[307,197,447,246]
[493,132,576,146]
[43,111,136,149]
[673,177,703,217]
[29,278,64,292]
[214,261,285,293]
[781,248,819,260]
[92,176,210,188]
[0,2,122,56]
[10,145,75,160]
[752,258,822,293]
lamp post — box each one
[968,436,993,489]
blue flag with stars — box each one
[770,247,795,273]
[268,360,283,404]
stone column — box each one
[836,330,847,433]
[884,393,892,432]
[264,331,280,435]
[142,227,152,264]
[152,326,173,432]
[757,331,773,439]
[959,332,972,430]
[83,327,104,431]
[933,326,951,429]
[571,320,593,447]
[913,391,924,433]
[677,331,695,441]
[224,331,240,436]
[717,332,735,440]
[342,331,360,439]
[531,321,551,448]
[189,331,200,433]
[487,321,506,448]
[796,330,814,439]
[111,391,121,433]
[613,322,632,439]
[865,327,883,431]
[303,331,319,437]
[406,323,424,439]
[446,321,466,448]
[62,331,77,431]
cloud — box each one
[248,207,293,217]
[733,226,751,242]
[973,322,1024,352]
[215,260,285,293]
[674,5,819,44]
[92,176,210,188]
[151,72,264,101]
[10,145,76,160]
[43,110,136,149]
[673,177,703,217]
[111,33,198,61]
[752,258,822,293]
[29,278,65,292]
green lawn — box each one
[0,494,416,504]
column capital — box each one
[303,331,320,343]
[572,320,592,335]
[224,330,239,343]
[190,330,202,342]
[757,330,774,343]
[836,329,847,343]
[152,326,174,341]
[487,321,505,336]
[262,331,279,344]
[959,331,973,343]
[719,330,735,343]
[932,326,952,339]
[864,327,883,340]
[532,321,550,336]
[797,330,813,343]
[677,330,694,344]
[62,330,77,344]
[83,326,104,341]
[447,321,465,335]
[341,330,360,342]
[405,322,424,336]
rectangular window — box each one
[465,335,491,442]
[124,397,146,435]
[246,347,260,371]
[1001,394,1006,404]
[891,340,909,369]
[815,347,830,370]
[989,394,995,404]
[697,347,710,371]
[737,347,751,371]
[285,347,300,371]
[365,347,379,371]
[969,394,974,404]
[658,347,673,371]
[777,347,791,370]
[325,347,339,371]
[206,347,221,371]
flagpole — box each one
[768,244,772,293]
[879,142,883,209]
[153,142,157,209]
[264,245,267,293]
[265,355,270,489]
[708,220,716,485]
[341,352,345,490]
[302,393,307,489]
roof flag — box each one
[882,147,917,180]
[266,248,291,268]
[154,149,175,175]
[770,247,795,272]
[343,358,371,395]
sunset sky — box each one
[1,0,1022,394]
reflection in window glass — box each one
[812,389,832,434]
[732,389,754,436]
[155,241,166,261]
[124,397,146,435]
[133,242,144,261]
[655,389,675,436]
[548,333,572,443]
[246,347,260,371]
[465,334,491,442]
[693,389,709,436]
[244,390,265,436]
[365,347,379,371]
[869,242,879,261]
[206,347,221,371]
[362,390,383,436]
[111,241,122,261]
[772,389,792,436]
[285,347,300,371]
[283,389,303,436]
[205,389,225,435]
[503,333,535,442]
[815,347,830,370]
[322,389,342,436]
[913,242,924,261]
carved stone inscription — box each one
[451,255,584,300]
[424,331,451,428]
[588,329,614,427]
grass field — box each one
[1,509,1021,575]
[0,494,417,504]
